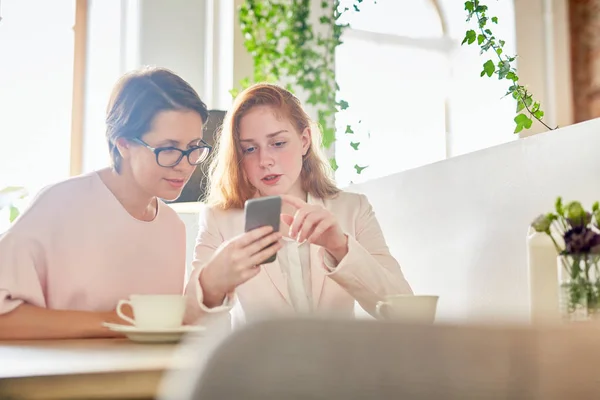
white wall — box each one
[345,118,600,323]
[138,0,207,97]
[513,0,573,135]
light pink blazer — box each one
[185,191,412,326]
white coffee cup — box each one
[375,294,439,323]
[116,294,186,329]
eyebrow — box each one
[239,130,288,143]
[155,138,204,147]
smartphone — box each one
[244,195,282,264]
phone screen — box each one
[244,196,282,264]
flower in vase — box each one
[530,197,600,255]
[565,201,591,228]
[531,197,600,321]
[563,227,600,254]
[593,209,600,230]
[532,213,554,233]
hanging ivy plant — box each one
[234,0,371,174]
[0,186,27,224]
[462,0,557,133]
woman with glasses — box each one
[0,67,212,339]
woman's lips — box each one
[261,174,282,185]
[165,178,185,189]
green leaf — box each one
[480,39,495,53]
[514,113,533,133]
[593,201,599,213]
[478,16,487,28]
[514,113,530,125]
[496,48,503,56]
[321,126,336,148]
[482,60,495,77]
[514,123,524,134]
[556,197,564,216]
[354,164,368,174]
[345,125,354,134]
[350,142,360,150]
[0,186,27,211]
[9,205,19,223]
[329,157,339,171]
[338,99,349,110]
[462,29,476,45]
[465,1,474,12]
[506,71,518,81]
[0,186,26,197]
[492,16,498,23]
[499,40,506,47]
[498,61,511,79]
[516,100,525,113]
[477,34,485,45]
[321,0,328,8]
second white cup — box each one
[375,294,439,323]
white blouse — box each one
[279,238,312,312]
[278,194,338,312]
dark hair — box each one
[105,66,209,172]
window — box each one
[82,0,139,172]
[335,0,517,186]
[0,0,76,192]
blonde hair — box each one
[206,83,339,210]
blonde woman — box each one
[185,83,412,326]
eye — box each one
[243,146,256,154]
[273,141,286,147]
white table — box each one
[0,338,193,399]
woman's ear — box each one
[115,138,131,160]
[300,127,311,156]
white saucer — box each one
[102,322,206,343]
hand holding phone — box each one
[200,221,283,305]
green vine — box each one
[0,186,27,224]
[462,0,557,133]
[234,0,370,174]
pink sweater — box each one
[0,172,190,316]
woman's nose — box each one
[259,149,275,167]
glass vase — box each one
[557,254,600,322]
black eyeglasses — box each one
[132,138,212,167]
